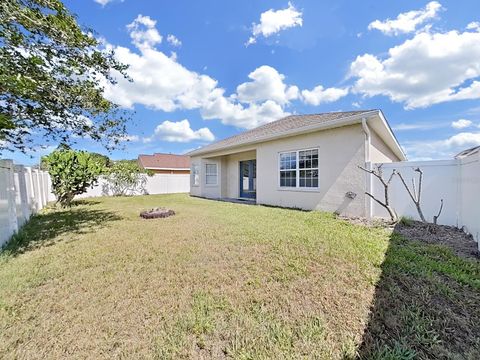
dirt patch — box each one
[395,220,479,260]
[339,215,479,260]
[337,215,394,228]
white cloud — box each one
[368,1,442,36]
[236,65,299,105]
[120,134,140,142]
[301,85,349,106]
[102,45,218,112]
[201,98,288,129]
[94,0,114,6]
[127,15,162,49]
[392,122,439,131]
[144,119,214,143]
[104,44,292,129]
[350,27,480,109]
[103,15,345,131]
[352,101,362,108]
[247,2,303,45]
[167,34,182,47]
[451,119,473,129]
[403,131,480,160]
[467,22,480,31]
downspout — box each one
[362,117,373,219]
[361,117,371,162]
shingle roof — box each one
[138,153,190,169]
[189,110,376,156]
[454,145,480,159]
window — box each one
[192,164,200,186]
[299,149,319,188]
[279,148,319,189]
[279,152,297,187]
[205,164,217,185]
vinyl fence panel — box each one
[77,173,190,198]
[370,154,480,247]
[0,160,52,248]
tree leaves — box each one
[43,148,105,207]
[0,0,130,153]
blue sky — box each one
[8,0,480,165]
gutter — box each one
[362,117,373,219]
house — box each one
[455,145,480,159]
[137,153,191,174]
[188,110,406,217]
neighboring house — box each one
[138,153,191,174]
[188,110,406,217]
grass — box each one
[0,194,478,359]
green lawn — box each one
[0,194,478,359]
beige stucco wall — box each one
[190,123,414,217]
[370,129,401,163]
[256,124,366,216]
[189,156,223,198]
[190,148,257,199]
[224,150,256,198]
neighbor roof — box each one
[189,110,374,156]
[138,153,190,169]
[454,145,480,159]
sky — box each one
[7,0,480,165]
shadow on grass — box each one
[3,207,122,257]
[356,224,480,359]
[71,199,102,206]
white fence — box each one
[369,151,480,245]
[0,160,190,247]
[76,173,190,198]
[0,159,54,247]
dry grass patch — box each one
[0,194,478,359]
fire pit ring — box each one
[140,207,175,219]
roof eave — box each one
[374,110,407,161]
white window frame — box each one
[191,163,200,186]
[205,163,218,186]
[278,147,319,191]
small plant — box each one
[399,216,414,227]
[396,167,444,224]
[43,149,105,207]
[103,160,151,196]
[358,164,398,222]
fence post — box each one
[1,159,19,236]
[14,165,30,227]
[25,167,35,213]
[32,169,42,211]
[42,171,49,205]
[38,170,47,209]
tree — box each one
[103,160,150,196]
[396,167,444,225]
[43,149,104,207]
[0,0,129,153]
[359,164,398,222]
[90,152,112,168]
[396,167,427,222]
